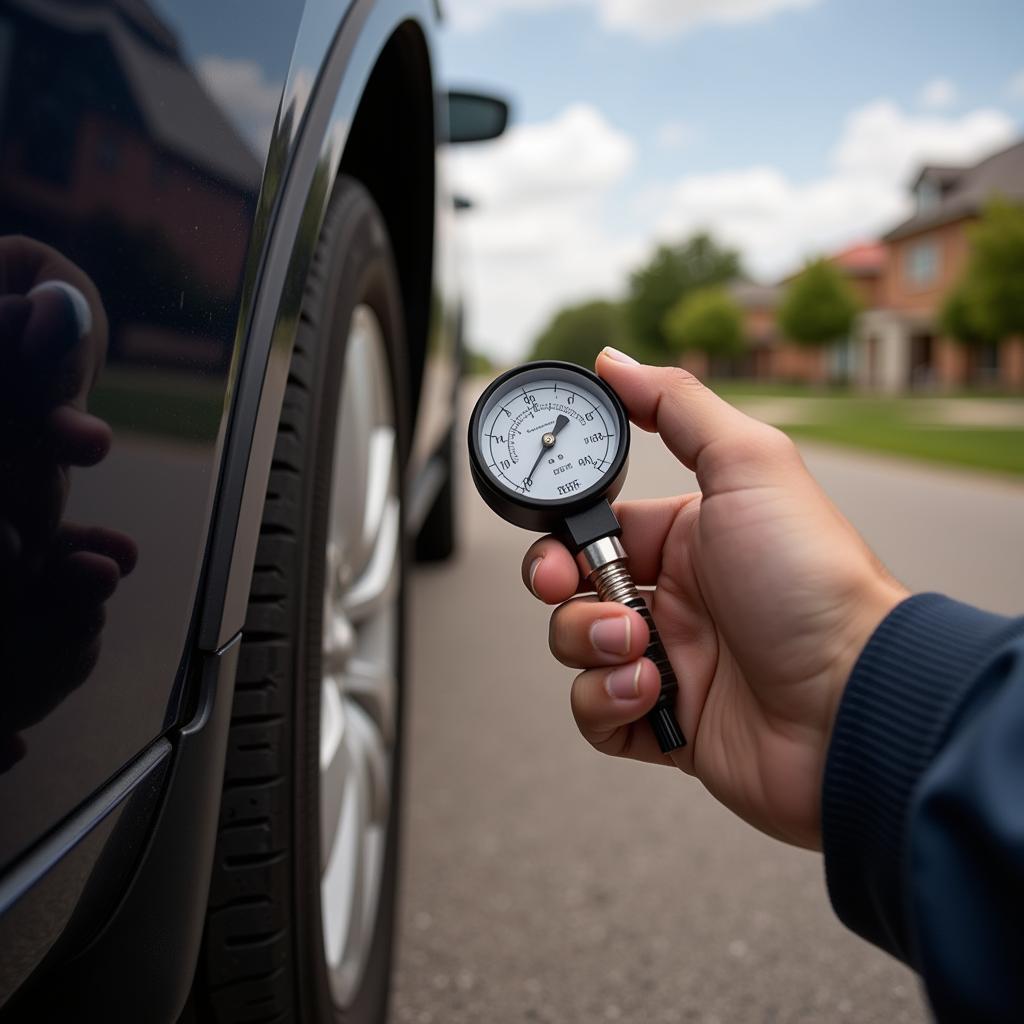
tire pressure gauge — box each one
[468,360,686,753]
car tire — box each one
[414,424,456,562]
[192,177,408,1024]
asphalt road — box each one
[389,384,1024,1024]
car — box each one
[0,1,507,1021]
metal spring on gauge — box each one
[590,561,640,605]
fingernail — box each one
[604,662,642,700]
[28,280,92,338]
[590,616,631,656]
[601,346,639,366]
[528,556,542,596]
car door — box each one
[0,0,303,872]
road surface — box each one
[389,384,1024,1024]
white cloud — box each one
[918,77,958,110]
[830,100,1012,183]
[198,56,281,153]
[445,0,819,37]
[1008,69,1024,100]
[651,100,1016,280]
[453,103,634,205]
[451,98,1016,361]
[597,0,818,39]
[450,105,640,359]
[656,119,697,150]
[445,0,562,32]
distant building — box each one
[0,0,262,368]
[853,139,1024,392]
[717,243,884,385]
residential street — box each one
[389,383,1024,1024]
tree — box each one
[941,199,1024,344]
[778,258,860,346]
[529,299,628,367]
[940,281,996,347]
[663,287,745,357]
[464,347,496,375]
[625,233,742,355]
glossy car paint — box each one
[0,0,458,1004]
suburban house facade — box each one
[714,242,885,385]
[853,139,1024,392]
[701,138,1024,391]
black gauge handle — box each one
[565,504,687,754]
[625,598,685,753]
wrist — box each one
[825,575,910,752]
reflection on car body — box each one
[0,0,508,1020]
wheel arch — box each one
[338,20,436,427]
[0,6,441,1021]
[197,0,440,654]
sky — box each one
[439,0,1024,361]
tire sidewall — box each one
[294,183,409,1024]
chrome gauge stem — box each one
[576,534,685,754]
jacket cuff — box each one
[822,593,1015,961]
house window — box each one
[906,240,940,287]
[915,180,940,213]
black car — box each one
[0,1,506,1020]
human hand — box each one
[522,350,907,849]
[0,236,112,564]
[0,236,135,770]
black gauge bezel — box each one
[467,360,631,533]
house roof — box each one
[110,26,262,191]
[12,0,262,191]
[885,138,1024,241]
[910,164,964,191]
[728,280,780,310]
[828,241,885,276]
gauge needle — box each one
[524,414,570,485]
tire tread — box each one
[195,178,405,1024]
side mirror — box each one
[446,91,510,144]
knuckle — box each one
[662,365,704,396]
[548,604,580,659]
[759,423,798,459]
[569,670,599,724]
[568,671,588,721]
[725,421,797,467]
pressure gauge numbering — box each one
[468,361,686,753]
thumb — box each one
[595,348,799,496]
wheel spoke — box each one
[345,653,396,744]
[318,303,399,1008]
[321,757,364,970]
[361,425,396,570]
[320,707,389,981]
[319,679,350,866]
[331,376,371,575]
[342,497,399,624]
[322,611,354,678]
[346,701,391,824]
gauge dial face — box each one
[475,364,624,503]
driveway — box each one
[389,383,1024,1023]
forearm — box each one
[822,593,1024,1018]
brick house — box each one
[709,243,885,384]
[0,0,262,369]
[852,140,1024,392]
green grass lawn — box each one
[711,384,1024,477]
[90,366,225,443]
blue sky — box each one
[440,0,1024,359]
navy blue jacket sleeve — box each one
[822,593,1024,1022]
